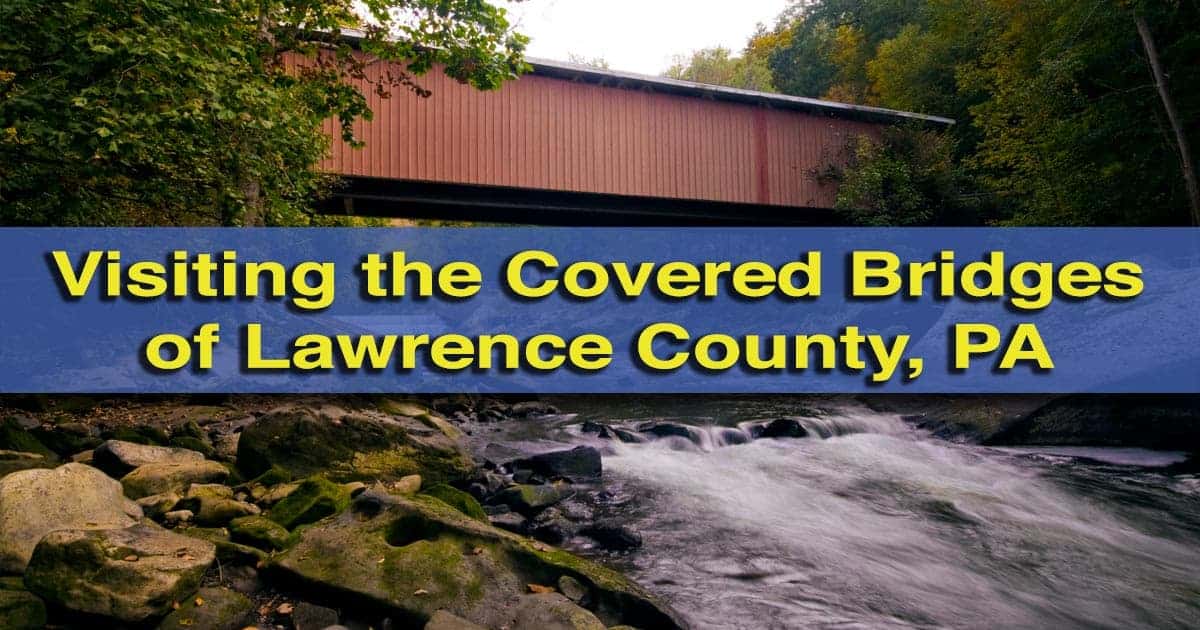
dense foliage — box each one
[665,47,774,92]
[0,0,527,226]
[682,0,1200,226]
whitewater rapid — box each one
[480,399,1200,629]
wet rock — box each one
[268,476,351,529]
[177,484,260,526]
[423,483,488,522]
[229,515,291,551]
[425,609,487,630]
[509,446,602,482]
[236,405,474,484]
[580,421,607,435]
[492,483,576,515]
[121,460,231,499]
[292,601,339,630]
[0,579,46,630]
[157,586,253,630]
[637,423,696,442]
[609,427,648,441]
[510,592,606,630]
[529,508,577,545]
[580,523,642,551]
[25,523,215,623]
[756,418,808,439]
[271,490,685,629]
[93,440,205,477]
[0,463,141,572]
[138,492,183,520]
[510,401,561,418]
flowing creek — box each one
[467,397,1200,629]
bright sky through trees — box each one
[499,0,788,74]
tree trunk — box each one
[1134,14,1200,225]
[241,180,264,227]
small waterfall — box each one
[578,406,909,453]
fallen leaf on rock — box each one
[413,589,429,596]
[277,602,293,615]
[123,555,138,562]
[527,584,555,594]
[194,596,204,606]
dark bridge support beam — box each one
[317,176,843,226]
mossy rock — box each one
[423,483,487,523]
[270,490,685,629]
[0,450,54,477]
[229,516,291,552]
[106,425,171,446]
[169,436,216,458]
[492,483,574,515]
[0,584,46,630]
[236,406,474,484]
[249,464,292,486]
[157,586,252,630]
[0,418,56,462]
[268,476,351,530]
[29,426,100,458]
[177,527,266,565]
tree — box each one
[1134,11,1199,224]
[665,47,775,92]
[750,0,1200,226]
[566,53,611,70]
[817,126,969,226]
[0,0,528,226]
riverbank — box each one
[0,395,685,630]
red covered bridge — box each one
[318,55,952,225]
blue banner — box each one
[0,227,1196,393]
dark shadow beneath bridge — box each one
[318,176,844,226]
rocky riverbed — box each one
[0,395,686,630]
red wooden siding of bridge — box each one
[319,56,949,211]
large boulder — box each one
[508,446,602,482]
[236,404,474,484]
[0,463,142,573]
[121,460,231,499]
[270,490,686,629]
[93,440,205,477]
[24,523,215,623]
